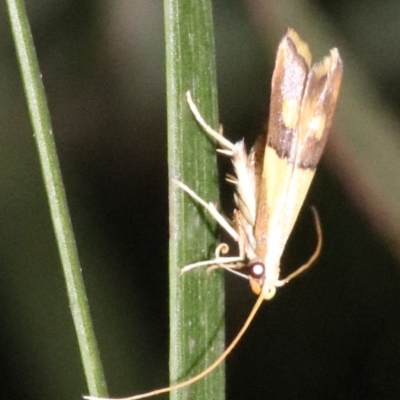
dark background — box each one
[0,1,399,399]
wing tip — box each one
[284,27,312,67]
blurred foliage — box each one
[0,0,399,399]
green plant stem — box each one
[5,0,107,397]
[165,0,225,399]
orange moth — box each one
[85,28,343,400]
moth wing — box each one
[253,28,311,263]
[285,47,343,237]
[254,29,343,273]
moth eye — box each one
[249,262,265,279]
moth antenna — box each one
[279,206,323,284]
[83,293,265,400]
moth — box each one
[85,28,343,400]
[177,28,343,299]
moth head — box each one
[248,261,277,300]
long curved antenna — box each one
[84,209,323,400]
[84,293,265,400]
[280,206,323,284]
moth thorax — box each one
[249,260,277,300]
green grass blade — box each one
[5,0,107,396]
[165,0,225,399]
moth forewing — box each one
[253,30,312,287]
[286,48,343,237]
[251,29,343,299]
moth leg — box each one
[208,263,248,280]
[172,179,238,241]
[206,262,248,279]
[181,256,244,275]
[180,227,247,276]
[277,207,323,286]
[203,226,248,279]
[186,91,235,153]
